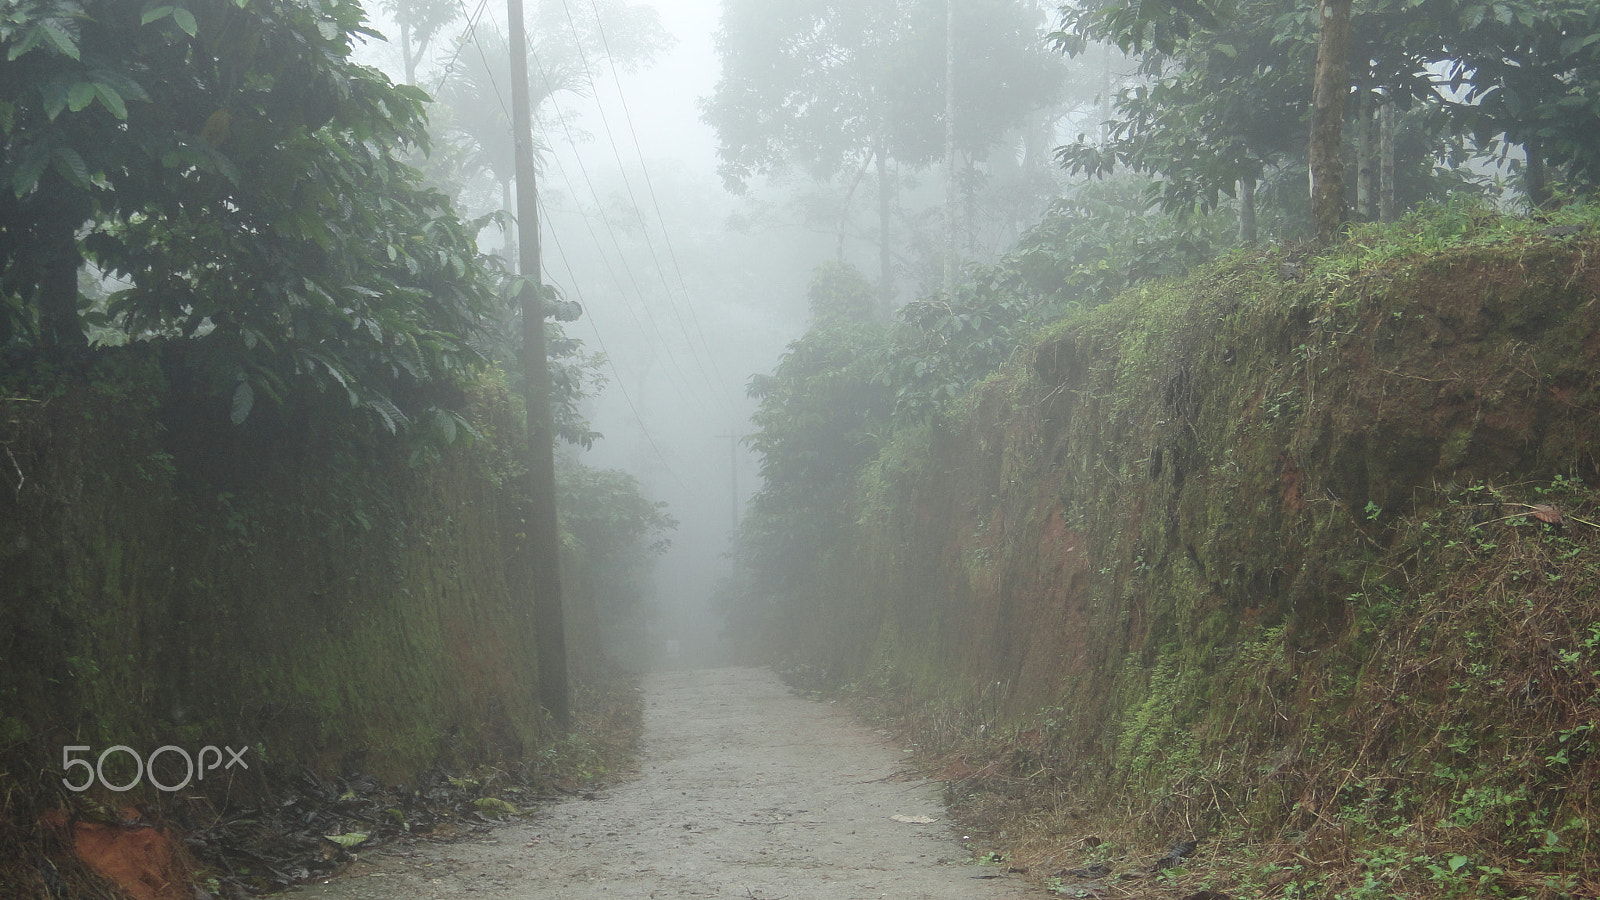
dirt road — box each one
[291,667,1034,900]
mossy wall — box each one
[0,345,565,807]
[770,227,1600,852]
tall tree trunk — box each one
[837,152,873,262]
[401,21,416,85]
[1356,89,1375,220]
[1525,140,1551,209]
[36,174,86,351]
[963,155,977,255]
[508,0,570,729]
[1238,176,1257,245]
[876,146,893,318]
[1378,102,1396,222]
[1309,0,1353,244]
[942,0,956,295]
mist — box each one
[355,0,838,669]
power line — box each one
[436,7,714,418]
[430,4,722,439]
[527,48,713,413]
[540,197,690,492]
[554,0,722,399]
[433,0,496,99]
[584,0,727,392]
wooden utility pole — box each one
[507,0,570,729]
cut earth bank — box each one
[292,667,1037,900]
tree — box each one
[1310,0,1353,243]
[1051,0,1600,237]
[430,0,669,262]
[380,0,459,85]
[704,0,1064,313]
[0,0,496,432]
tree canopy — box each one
[0,0,499,432]
[1050,0,1600,230]
[705,0,1063,191]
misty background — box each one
[343,0,1108,667]
[354,0,855,667]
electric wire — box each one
[554,0,722,399]
[424,3,714,466]
[463,6,709,405]
[583,0,727,390]
[432,0,496,99]
[540,198,691,491]
[526,48,713,414]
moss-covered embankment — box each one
[774,217,1600,894]
[0,345,597,892]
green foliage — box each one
[741,313,891,594]
[0,0,500,436]
[806,260,878,327]
[703,0,1064,189]
[1051,0,1600,226]
[737,204,1600,892]
[557,458,675,661]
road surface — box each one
[291,667,1034,900]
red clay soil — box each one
[43,808,188,900]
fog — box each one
[356,0,835,668]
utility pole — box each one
[507,0,570,729]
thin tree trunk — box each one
[37,174,85,351]
[1356,89,1374,220]
[837,152,873,262]
[1378,102,1396,222]
[1309,0,1353,244]
[401,21,416,85]
[1525,140,1551,209]
[964,155,978,255]
[942,0,956,295]
[876,146,892,318]
[1238,176,1257,245]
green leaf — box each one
[230,381,254,425]
[93,83,127,119]
[51,147,91,188]
[324,832,369,848]
[431,408,456,444]
[172,7,197,36]
[38,20,79,60]
[67,81,96,112]
[140,5,175,25]
[11,144,51,197]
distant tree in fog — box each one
[703,0,1065,313]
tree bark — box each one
[508,0,570,730]
[1378,101,1396,222]
[401,21,416,85]
[1309,0,1353,244]
[942,0,956,295]
[36,174,86,351]
[1356,89,1374,220]
[1238,176,1257,245]
[1525,140,1551,209]
[837,152,873,262]
[876,146,893,318]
